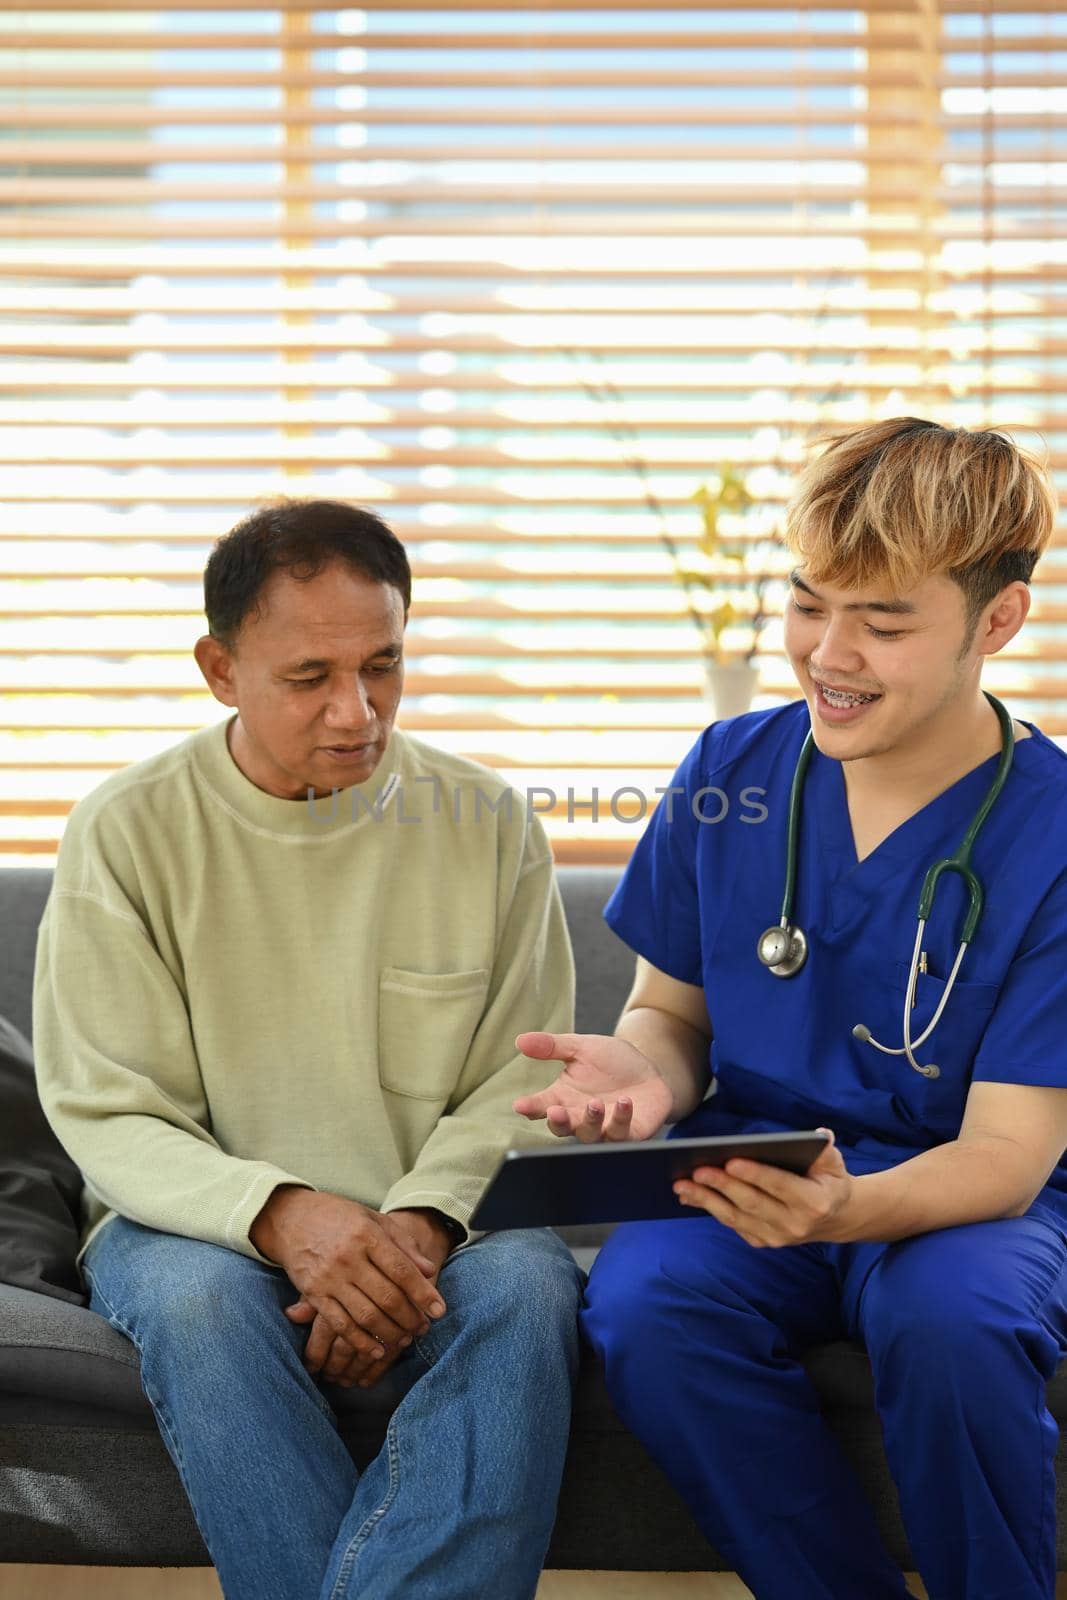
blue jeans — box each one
[83,1216,583,1600]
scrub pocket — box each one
[888,962,998,1134]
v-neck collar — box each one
[812,729,1035,932]
[835,753,987,873]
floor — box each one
[0,1570,939,1599]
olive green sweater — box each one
[32,717,574,1269]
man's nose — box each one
[322,676,373,726]
[810,614,865,674]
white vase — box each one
[703,659,759,721]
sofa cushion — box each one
[0,1014,88,1306]
[0,1281,144,1416]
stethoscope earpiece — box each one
[763,692,1014,1082]
[854,1020,940,1079]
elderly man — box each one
[33,498,582,1600]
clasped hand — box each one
[278,1198,452,1390]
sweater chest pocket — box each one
[378,966,491,1101]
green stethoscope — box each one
[756,691,1015,1081]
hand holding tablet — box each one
[498,1027,833,1229]
[470,1131,832,1230]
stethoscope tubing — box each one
[757,691,1015,1079]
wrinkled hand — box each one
[255,1192,448,1387]
[287,1209,453,1389]
[673,1130,853,1247]
[513,1030,675,1142]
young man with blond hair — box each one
[516,418,1067,1598]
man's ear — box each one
[194,634,239,708]
[975,580,1030,661]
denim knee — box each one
[83,1214,297,1369]
[445,1228,584,1339]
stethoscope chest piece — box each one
[757,921,808,977]
[759,691,1014,1078]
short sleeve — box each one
[972,868,1067,1089]
[603,733,708,986]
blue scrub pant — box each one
[582,1203,1067,1600]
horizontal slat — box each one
[0,404,1013,430]
[0,68,921,89]
[0,562,797,591]
[0,561,779,584]
[10,538,1067,586]
[938,0,1066,11]
[5,329,1062,356]
[4,29,914,53]
[4,252,1067,284]
[12,617,1067,649]
[0,363,988,393]
[8,216,1065,241]
[0,523,823,549]
[10,183,1067,210]
[2,559,1064,588]
[6,160,1055,186]
[942,71,1067,89]
[0,579,795,610]
[0,142,932,170]
[0,250,942,278]
[0,105,925,129]
[945,116,1067,130]
[5,442,1067,470]
[5,407,1065,434]
[4,290,1061,318]
[1,179,918,206]
[939,33,1067,50]
[7,0,928,11]
[2,597,1066,628]
[3,481,1065,508]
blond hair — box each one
[783,417,1058,622]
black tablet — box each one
[469,1129,830,1230]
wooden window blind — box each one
[2,1,1064,865]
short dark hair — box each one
[204,499,411,651]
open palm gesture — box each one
[513,1031,674,1142]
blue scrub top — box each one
[605,701,1067,1191]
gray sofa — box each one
[3,863,1066,1576]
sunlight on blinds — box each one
[1,1,1064,863]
